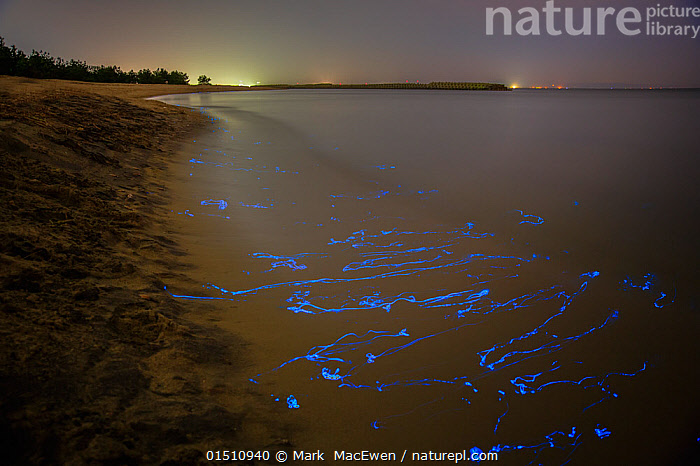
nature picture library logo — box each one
[485,1,700,38]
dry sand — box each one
[0,76,288,464]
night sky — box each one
[1,0,698,87]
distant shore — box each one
[255,82,511,91]
[0,76,288,464]
[0,76,276,100]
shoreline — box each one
[0,76,288,464]
[253,82,511,91]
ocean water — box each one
[156,90,698,465]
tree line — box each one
[0,36,190,85]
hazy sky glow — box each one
[1,0,698,87]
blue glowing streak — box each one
[654,289,675,308]
[287,395,300,409]
[173,209,230,220]
[285,287,492,315]
[512,209,545,225]
[450,285,561,318]
[622,273,655,291]
[488,427,582,461]
[270,259,305,270]
[321,282,604,394]
[254,329,412,378]
[494,400,510,433]
[477,281,595,370]
[201,199,228,210]
[198,253,531,302]
[622,273,675,308]
[330,190,390,200]
[595,426,611,439]
[189,157,257,172]
[188,157,296,174]
[240,202,273,209]
[510,362,647,399]
[173,209,194,217]
[329,188,437,201]
[251,252,327,272]
[342,251,444,272]
[321,367,343,381]
[164,136,673,463]
[328,223,492,249]
[478,308,619,372]
[470,447,483,463]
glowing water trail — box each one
[338,226,515,271]
[167,99,688,465]
[594,425,611,439]
[201,199,228,210]
[251,329,412,378]
[173,250,543,302]
[282,251,555,315]
[172,209,231,220]
[478,309,619,372]
[268,281,596,392]
[287,395,300,409]
[477,280,593,370]
[486,427,582,464]
[308,308,616,394]
[622,273,675,308]
[342,251,446,273]
[286,288,493,315]
[189,157,259,172]
[250,252,329,272]
[284,275,567,317]
[189,157,297,174]
[330,190,390,200]
[328,223,493,249]
[511,209,545,225]
[448,285,562,318]
[329,188,438,201]
[239,201,273,209]
[510,362,648,396]
[494,399,510,433]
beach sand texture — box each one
[0,76,286,464]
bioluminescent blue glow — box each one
[594,425,612,439]
[239,201,273,209]
[330,190,390,200]
[287,395,300,409]
[163,99,687,465]
[487,426,582,461]
[511,209,545,225]
[251,252,328,272]
[201,199,228,210]
[172,209,231,220]
[510,361,648,413]
[330,188,438,201]
[622,273,675,308]
[188,157,298,174]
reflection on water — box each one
[157,90,698,464]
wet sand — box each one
[0,76,288,464]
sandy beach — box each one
[0,76,287,464]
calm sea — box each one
[156,89,698,465]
